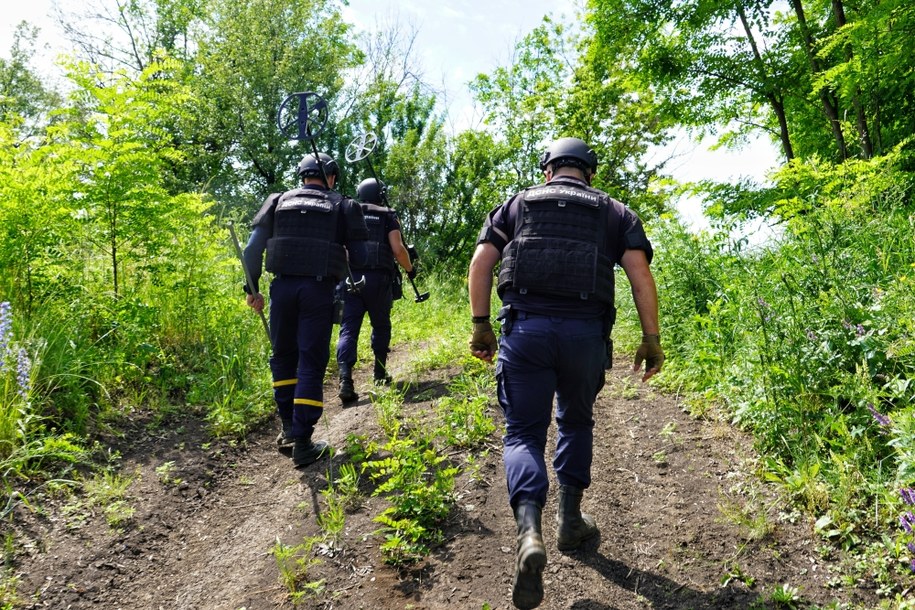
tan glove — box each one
[634,334,664,381]
[469,320,498,361]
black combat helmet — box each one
[356,178,386,204]
[538,137,598,174]
[296,152,339,179]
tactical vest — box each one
[265,188,348,281]
[497,182,614,305]
[355,203,395,272]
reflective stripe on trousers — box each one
[269,275,334,438]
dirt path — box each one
[11,346,878,610]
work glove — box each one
[633,334,664,381]
[469,320,498,361]
[406,267,417,281]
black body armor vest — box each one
[265,188,348,281]
[497,182,615,305]
[355,203,395,272]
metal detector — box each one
[277,92,365,293]
[345,132,430,303]
[227,221,271,341]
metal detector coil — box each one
[277,92,329,140]
[345,132,378,163]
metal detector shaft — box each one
[228,222,271,340]
[408,276,430,303]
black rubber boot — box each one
[338,362,358,403]
[556,485,599,551]
[373,352,393,386]
[512,500,547,609]
[276,417,294,457]
[292,435,330,468]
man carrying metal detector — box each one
[345,132,430,304]
[241,92,368,468]
[333,175,418,401]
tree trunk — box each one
[736,5,795,161]
[832,0,874,159]
[790,0,848,161]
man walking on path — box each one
[467,137,664,609]
[243,152,368,468]
[335,178,416,403]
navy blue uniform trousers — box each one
[496,311,606,509]
[335,270,393,367]
[269,275,334,438]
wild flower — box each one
[867,403,891,428]
[0,301,10,372]
[900,512,915,534]
[755,297,773,323]
[842,320,867,337]
[806,329,817,342]
[16,347,31,399]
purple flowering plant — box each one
[900,488,915,574]
[1,301,33,455]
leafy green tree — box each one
[587,0,915,167]
[471,18,672,217]
[57,0,205,73]
[0,22,62,139]
[191,0,361,210]
[0,121,78,317]
[470,20,565,194]
[588,0,801,162]
[51,58,204,300]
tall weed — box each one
[653,151,915,551]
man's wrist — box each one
[472,315,490,324]
[642,333,661,344]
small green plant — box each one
[609,376,640,400]
[85,471,135,529]
[0,568,20,609]
[465,449,491,487]
[103,500,136,528]
[271,536,325,603]
[317,488,346,545]
[436,395,496,449]
[720,562,756,587]
[332,462,362,508]
[717,492,773,542]
[371,386,404,438]
[659,421,677,439]
[155,461,182,486]
[768,582,801,608]
[363,436,458,565]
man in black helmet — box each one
[467,137,663,609]
[243,152,368,468]
[335,177,416,402]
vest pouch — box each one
[509,236,598,297]
[392,270,403,301]
[266,237,347,281]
